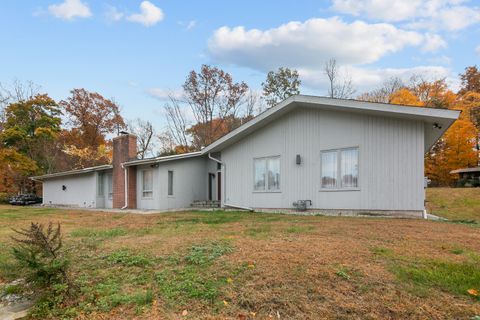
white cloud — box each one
[300,65,453,93]
[208,17,444,71]
[331,0,480,31]
[331,0,419,22]
[178,20,197,30]
[127,1,164,27]
[422,33,447,52]
[186,20,197,30]
[48,0,91,20]
[147,88,183,100]
[105,5,124,22]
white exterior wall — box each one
[42,173,97,208]
[136,157,208,210]
[222,107,425,211]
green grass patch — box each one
[370,246,394,257]
[392,258,480,299]
[185,241,233,265]
[335,268,351,280]
[71,227,128,239]
[156,240,236,305]
[0,243,21,280]
[0,206,58,219]
[450,248,465,255]
[285,225,315,234]
[106,249,153,267]
[245,225,272,238]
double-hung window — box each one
[254,156,280,191]
[142,170,153,198]
[321,147,359,189]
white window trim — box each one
[253,155,281,193]
[320,147,360,192]
[142,170,154,199]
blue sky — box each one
[1,0,479,129]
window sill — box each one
[252,190,282,193]
[319,188,360,192]
[142,197,154,200]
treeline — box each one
[0,63,479,197]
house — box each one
[450,167,480,187]
[31,95,459,216]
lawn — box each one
[0,188,478,319]
[426,187,480,221]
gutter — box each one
[121,163,128,210]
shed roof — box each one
[450,167,480,174]
[202,95,460,153]
[31,164,113,181]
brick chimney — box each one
[112,133,137,209]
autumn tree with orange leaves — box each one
[60,88,126,168]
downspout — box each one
[208,152,253,212]
[121,163,128,210]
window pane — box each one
[341,148,358,188]
[143,170,153,197]
[168,171,173,196]
[321,151,338,188]
[254,159,266,190]
[107,174,113,199]
[267,157,280,190]
[97,173,104,196]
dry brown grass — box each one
[0,201,479,319]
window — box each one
[168,171,173,196]
[97,173,104,196]
[107,174,113,199]
[321,148,358,189]
[254,156,280,191]
[142,170,153,198]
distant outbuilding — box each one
[450,167,480,187]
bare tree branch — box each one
[324,58,356,99]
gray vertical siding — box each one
[222,107,425,211]
[42,173,97,208]
[136,157,208,210]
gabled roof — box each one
[31,164,113,181]
[202,95,460,153]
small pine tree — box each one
[11,222,72,293]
